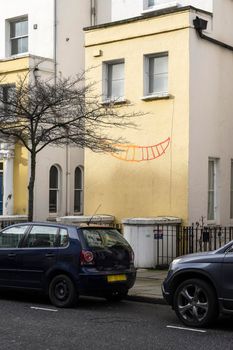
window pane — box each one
[107,62,124,99]
[30,226,58,235]
[20,37,28,53]
[59,229,69,247]
[83,229,130,249]
[208,161,214,190]
[49,190,57,213]
[110,80,124,98]
[26,225,58,248]
[149,74,168,94]
[75,167,82,189]
[0,225,28,248]
[74,190,81,212]
[208,192,214,220]
[155,56,168,74]
[11,39,19,55]
[148,55,168,94]
[50,166,58,188]
[111,63,124,80]
[10,19,28,38]
[208,159,216,220]
[0,85,15,114]
[2,225,29,234]
[148,0,155,6]
[20,20,28,36]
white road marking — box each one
[166,325,207,333]
[30,306,58,312]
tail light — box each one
[80,250,95,265]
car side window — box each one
[0,225,29,248]
[26,225,58,248]
[59,228,69,247]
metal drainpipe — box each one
[91,0,96,26]
[54,0,70,216]
[54,0,57,84]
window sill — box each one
[101,98,128,106]
[141,93,171,101]
[206,221,218,226]
[10,51,29,58]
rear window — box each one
[82,228,130,249]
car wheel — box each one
[105,290,128,302]
[173,278,218,327]
[49,274,78,308]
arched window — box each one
[49,165,60,213]
[74,166,83,213]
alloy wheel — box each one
[177,283,208,323]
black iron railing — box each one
[155,225,233,268]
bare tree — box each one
[0,72,138,221]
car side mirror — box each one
[226,245,233,254]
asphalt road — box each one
[0,292,233,350]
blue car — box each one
[162,241,233,327]
[0,222,136,307]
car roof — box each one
[3,222,75,230]
[4,222,116,230]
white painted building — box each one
[111,0,213,21]
[0,0,110,220]
[188,0,233,226]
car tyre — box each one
[173,278,218,327]
[49,274,78,308]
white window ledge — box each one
[101,97,127,106]
[141,93,170,101]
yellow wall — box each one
[0,56,29,214]
[13,143,28,214]
[84,10,190,223]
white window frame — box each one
[143,52,168,98]
[103,59,125,103]
[9,16,28,56]
[74,166,84,214]
[207,158,218,222]
[49,165,61,215]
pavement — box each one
[127,268,168,304]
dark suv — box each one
[0,222,136,307]
[162,240,233,327]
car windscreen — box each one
[82,228,130,249]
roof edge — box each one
[84,5,212,32]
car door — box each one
[221,245,233,309]
[0,225,29,287]
[16,224,59,290]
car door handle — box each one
[45,253,55,258]
[8,253,16,258]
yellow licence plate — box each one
[107,274,127,283]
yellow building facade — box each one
[0,56,29,215]
[84,8,192,223]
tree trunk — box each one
[28,151,36,222]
